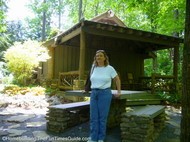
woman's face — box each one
[95,52,106,64]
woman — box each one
[87,50,121,142]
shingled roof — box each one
[43,10,183,51]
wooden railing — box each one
[139,74,176,94]
[59,71,80,90]
[58,71,177,93]
[59,71,88,90]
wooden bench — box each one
[120,105,166,142]
[46,101,90,133]
[126,93,163,106]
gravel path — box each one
[155,106,181,142]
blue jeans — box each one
[90,88,112,141]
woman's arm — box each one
[113,75,121,97]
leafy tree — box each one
[0,0,7,33]
[41,0,46,41]
[60,0,185,37]
[6,20,27,43]
[144,50,172,76]
[156,0,185,36]
[26,0,67,41]
[26,0,52,41]
[46,28,60,40]
[51,0,67,29]
[4,40,50,85]
[156,50,173,75]
[0,0,10,60]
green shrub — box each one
[158,92,181,105]
[4,40,50,85]
[30,86,46,96]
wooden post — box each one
[173,46,179,82]
[151,73,156,94]
[173,46,179,92]
[47,46,55,79]
[153,57,157,72]
[79,29,86,80]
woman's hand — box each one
[113,92,121,98]
[82,90,89,94]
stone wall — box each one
[120,111,166,142]
[107,99,126,128]
[46,107,89,133]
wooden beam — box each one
[60,28,81,43]
[79,30,86,80]
[83,27,180,47]
[47,47,55,79]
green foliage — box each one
[26,0,64,41]
[25,18,43,40]
[157,50,173,75]
[158,92,181,105]
[144,59,153,76]
[0,0,10,60]
[1,74,14,85]
[0,34,11,57]
[0,0,7,33]
[13,0,185,43]
[0,61,12,84]
[45,87,58,96]
[47,28,60,40]
[144,49,174,76]
[30,86,46,95]
[4,40,50,85]
[0,62,13,85]
[6,20,27,43]
[53,0,185,41]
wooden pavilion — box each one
[42,10,183,93]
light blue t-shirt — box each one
[90,65,117,89]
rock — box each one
[8,124,21,129]
[0,101,8,108]
[0,110,14,116]
[47,95,61,105]
[26,122,46,128]
[0,93,50,109]
[6,114,36,123]
[7,129,27,137]
[166,120,180,128]
[0,131,9,136]
[0,126,9,136]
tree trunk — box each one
[78,0,83,21]
[181,0,190,141]
[42,0,46,41]
[58,0,61,29]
